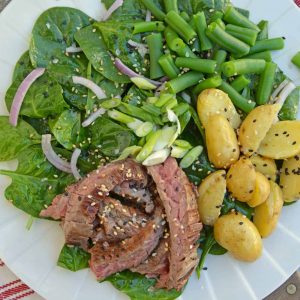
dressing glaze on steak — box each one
[148,157,202,290]
[40,157,201,291]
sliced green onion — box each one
[147,96,159,104]
[116,146,142,161]
[141,103,161,116]
[100,98,121,109]
[135,121,154,137]
[171,146,189,158]
[172,103,190,116]
[108,109,136,124]
[167,109,181,146]
[155,93,174,107]
[142,148,171,166]
[130,77,157,90]
[180,146,203,168]
[174,139,192,149]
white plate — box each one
[0,0,300,299]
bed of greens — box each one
[0,0,300,299]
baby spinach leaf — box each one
[0,146,74,217]
[279,87,300,121]
[89,116,137,157]
[30,7,91,68]
[221,196,254,219]
[49,109,82,150]
[106,271,181,300]
[0,117,40,161]
[57,245,90,271]
[12,51,33,81]
[75,25,129,83]
[22,117,51,135]
[95,21,147,75]
[102,0,146,21]
[5,72,68,118]
[123,85,151,106]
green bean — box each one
[158,54,180,79]
[292,52,300,69]
[175,57,217,73]
[135,122,154,137]
[210,11,224,22]
[165,11,197,44]
[215,18,226,30]
[224,5,260,31]
[133,21,165,34]
[136,129,162,162]
[180,146,203,168]
[225,24,258,46]
[141,103,161,116]
[257,20,268,41]
[140,0,166,20]
[243,51,272,62]
[219,81,256,113]
[164,27,197,58]
[164,0,178,13]
[256,62,277,105]
[193,12,213,51]
[206,22,250,57]
[192,75,222,95]
[172,103,190,116]
[248,38,285,55]
[235,7,250,18]
[180,11,190,22]
[221,59,266,77]
[146,33,164,79]
[167,71,204,94]
[100,98,121,109]
[213,49,227,73]
[230,75,250,92]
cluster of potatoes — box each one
[196,89,300,262]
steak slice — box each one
[131,237,170,278]
[113,180,154,213]
[89,207,165,281]
[40,193,69,220]
[93,197,148,243]
[147,157,202,291]
[63,194,100,250]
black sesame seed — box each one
[249,190,253,193]
[229,174,232,179]
[275,133,279,136]
[232,149,236,152]
[295,156,299,161]
[249,149,254,152]
[283,131,287,135]
[263,164,268,167]
[239,222,243,225]
[292,141,297,145]
[202,267,208,270]
[253,119,257,123]
[43,91,49,98]
[224,108,228,112]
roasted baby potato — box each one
[238,104,280,156]
[226,157,256,202]
[214,212,263,262]
[280,155,300,202]
[257,121,300,159]
[254,181,283,238]
[206,114,240,168]
[197,170,226,225]
[250,155,277,181]
[197,88,241,129]
[247,172,270,208]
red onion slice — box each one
[72,76,107,99]
[71,148,82,180]
[114,58,161,86]
[127,40,148,58]
[102,0,124,21]
[41,134,72,173]
[82,107,107,127]
[9,68,45,127]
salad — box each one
[0,0,300,299]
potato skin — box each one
[226,157,256,202]
[238,104,280,156]
[257,121,300,159]
[206,114,240,168]
[280,155,300,202]
[197,170,226,225]
[247,172,271,208]
[253,181,283,238]
[250,155,277,181]
[197,88,241,129]
[214,213,263,262]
